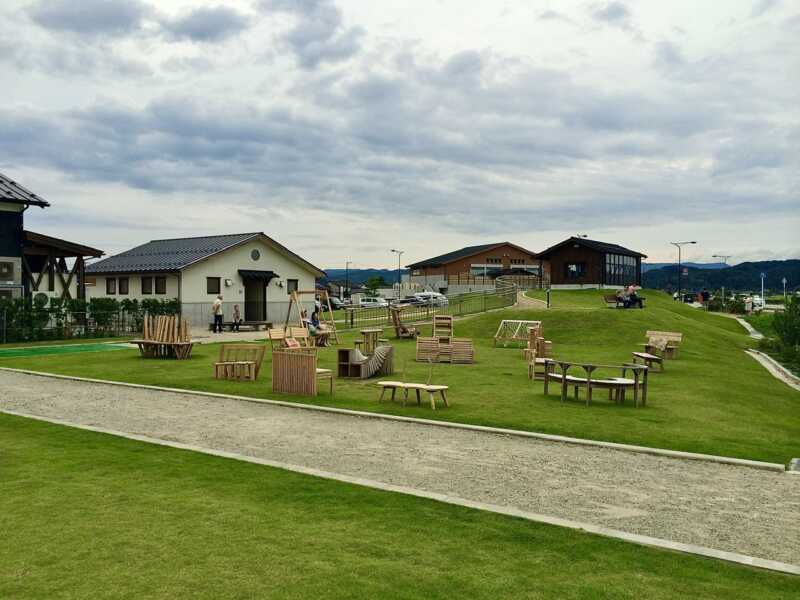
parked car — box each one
[392,295,425,306]
[321,296,345,311]
[413,292,448,307]
[359,297,389,308]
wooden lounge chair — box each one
[272,348,334,397]
[132,315,194,360]
[214,343,266,381]
[390,307,419,339]
[632,338,667,372]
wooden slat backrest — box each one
[218,343,266,377]
[451,338,474,364]
[272,350,317,396]
[646,330,683,343]
[416,336,440,362]
[433,315,453,338]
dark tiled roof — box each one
[0,172,50,207]
[25,231,103,258]
[538,237,647,259]
[407,243,509,268]
[86,232,325,276]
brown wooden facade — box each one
[22,231,104,300]
[537,237,646,287]
[408,242,539,279]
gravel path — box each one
[2,369,798,566]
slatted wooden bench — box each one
[415,336,474,364]
[272,347,334,397]
[644,330,683,358]
[214,343,266,381]
[603,294,624,308]
[132,315,195,360]
[632,339,667,372]
[208,320,271,332]
[542,359,649,407]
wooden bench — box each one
[415,336,474,364]
[131,315,195,360]
[632,339,667,372]
[214,343,266,381]
[377,361,449,410]
[644,330,682,358]
[208,320,271,332]
[266,326,315,350]
[272,347,334,397]
[604,295,646,309]
[542,359,648,407]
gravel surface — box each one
[2,369,798,566]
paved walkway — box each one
[1,370,798,568]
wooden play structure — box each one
[283,290,339,343]
[415,315,474,364]
[542,359,649,408]
[377,360,449,410]
[337,346,394,379]
[390,307,419,339]
[494,319,541,347]
[272,347,334,397]
[525,325,553,380]
[213,343,266,381]
[643,330,683,358]
[132,315,194,359]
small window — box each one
[106,278,116,295]
[118,277,129,295]
[155,276,167,295]
[565,263,585,280]
[287,279,299,295]
[251,249,261,261]
[141,276,152,295]
[207,277,221,295]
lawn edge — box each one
[2,407,797,576]
[1,366,787,472]
[745,349,800,391]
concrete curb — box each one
[745,350,800,392]
[2,408,797,576]
[735,317,764,340]
[0,366,787,472]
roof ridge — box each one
[149,232,262,243]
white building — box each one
[85,232,324,328]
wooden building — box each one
[407,242,539,292]
[0,172,103,301]
[536,237,646,288]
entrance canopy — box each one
[238,269,277,282]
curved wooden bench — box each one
[542,359,648,407]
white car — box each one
[413,292,449,307]
[359,297,389,308]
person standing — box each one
[212,295,224,333]
[232,304,242,332]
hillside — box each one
[642,262,726,273]
[321,268,407,286]
[642,259,800,293]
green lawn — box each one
[1,414,796,599]
[0,335,132,348]
[2,289,798,464]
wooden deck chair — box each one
[214,343,266,381]
[390,307,419,339]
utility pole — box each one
[783,277,788,301]
[761,272,766,306]
[345,261,352,300]
[670,241,697,300]
[390,249,404,301]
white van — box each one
[413,292,449,307]
[359,297,389,308]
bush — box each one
[773,297,800,348]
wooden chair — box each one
[644,330,682,358]
[132,315,194,360]
[432,315,453,339]
[272,347,334,397]
[526,346,548,381]
[390,307,419,339]
[214,343,266,381]
[632,338,667,372]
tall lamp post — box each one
[344,261,352,300]
[670,241,696,300]
[390,249,404,301]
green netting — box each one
[0,343,132,359]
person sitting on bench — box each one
[625,284,643,309]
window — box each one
[486,257,502,264]
[155,276,167,295]
[287,279,299,295]
[106,278,116,295]
[141,276,152,295]
[605,254,637,286]
[118,277,129,295]
[565,263,585,280]
[510,258,525,265]
[207,277,221,295]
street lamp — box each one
[670,241,696,300]
[344,261,352,299]
[390,249,404,300]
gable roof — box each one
[0,172,50,208]
[537,237,647,259]
[407,242,537,269]
[85,232,325,277]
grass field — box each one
[1,413,796,599]
[2,289,798,464]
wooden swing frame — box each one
[283,289,340,344]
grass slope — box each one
[1,414,796,599]
[2,290,798,463]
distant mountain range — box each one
[642,260,799,292]
[641,262,727,273]
[321,268,406,286]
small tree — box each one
[773,296,800,349]
[364,276,385,298]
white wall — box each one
[87,274,180,301]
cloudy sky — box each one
[2,0,798,269]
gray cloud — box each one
[27,0,151,37]
[160,6,251,42]
[751,0,780,18]
[591,2,631,25]
[260,0,363,68]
